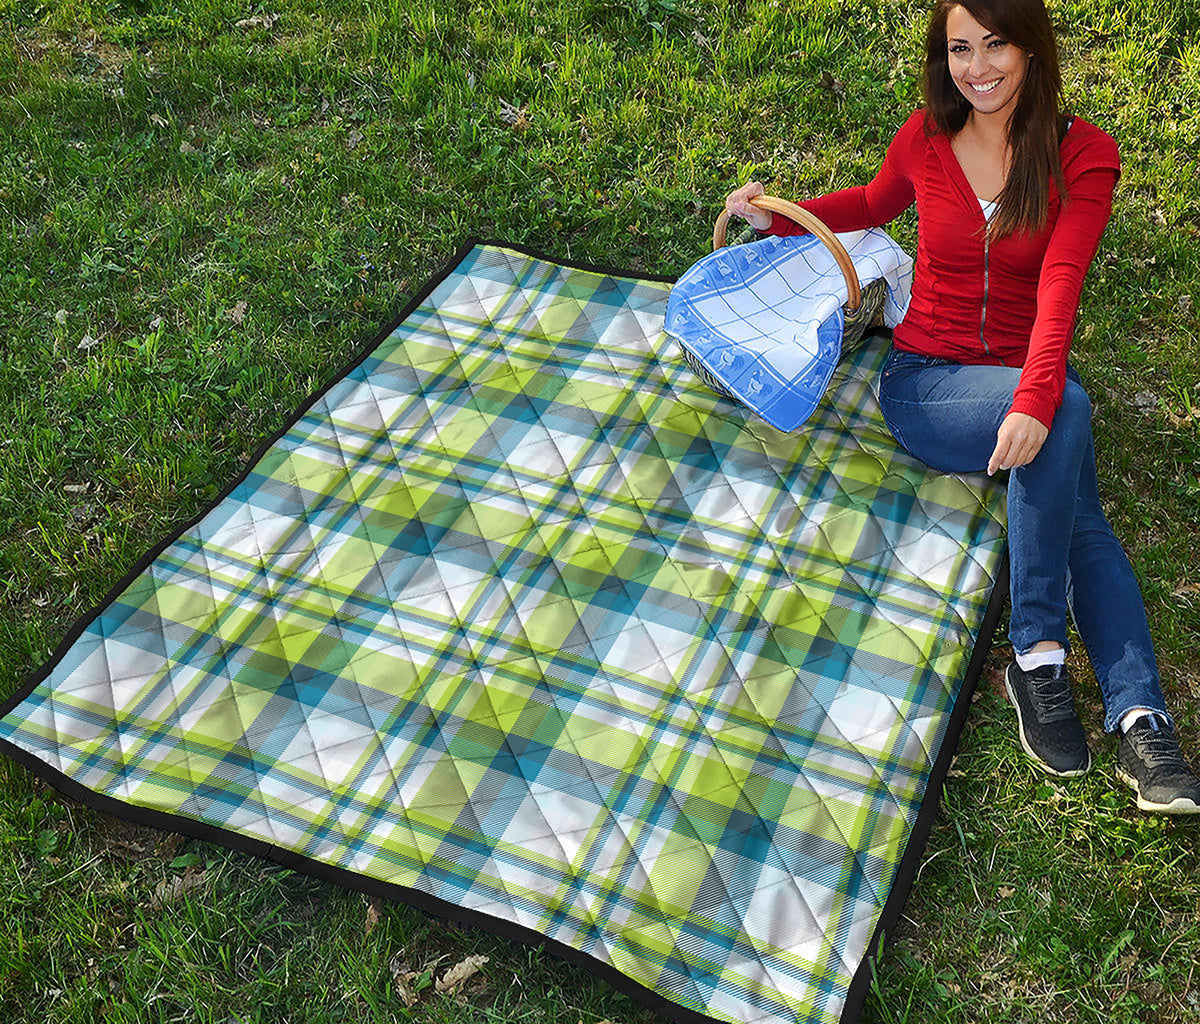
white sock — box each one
[1120,709,1164,733]
[1015,648,1066,672]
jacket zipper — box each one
[979,228,992,357]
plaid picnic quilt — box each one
[0,241,1007,1024]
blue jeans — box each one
[878,348,1168,732]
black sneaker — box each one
[1004,662,1092,777]
[1116,716,1200,815]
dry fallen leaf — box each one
[55,308,69,325]
[227,300,248,325]
[819,71,845,96]
[1132,390,1157,413]
[236,12,279,30]
[364,895,384,935]
[150,113,168,128]
[498,98,528,128]
[393,975,420,1008]
[77,333,100,351]
[347,128,364,151]
[152,867,208,907]
[388,952,423,1008]
[997,886,1016,899]
[179,140,197,154]
[436,953,489,993]
[63,483,88,494]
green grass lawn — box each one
[2,0,1199,1021]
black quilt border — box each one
[0,237,1006,1024]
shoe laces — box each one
[1133,722,1187,770]
[1029,668,1075,719]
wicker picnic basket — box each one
[679,195,888,400]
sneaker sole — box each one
[1004,667,1092,778]
[1115,765,1200,815]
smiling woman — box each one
[923,0,1064,239]
[725,0,1200,815]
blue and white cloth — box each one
[665,229,914,432]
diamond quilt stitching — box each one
[0,243,1006,1024]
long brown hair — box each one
[923,0,1068,238]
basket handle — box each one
[713,195,862,312]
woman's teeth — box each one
[971,80,1000,93]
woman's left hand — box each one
[987,412,1049,475]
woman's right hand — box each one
[724,181,772,232]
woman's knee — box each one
[1048,380,1092,445]
[1025,380,1093,474]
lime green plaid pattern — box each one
[1,244,1006,1024]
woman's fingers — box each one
[986,440,1006,477]
[724,181,771,230]
[988,412,1049,475]
[724,180,763,209]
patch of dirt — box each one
[90,811,172,863]
[14,28,137,80]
